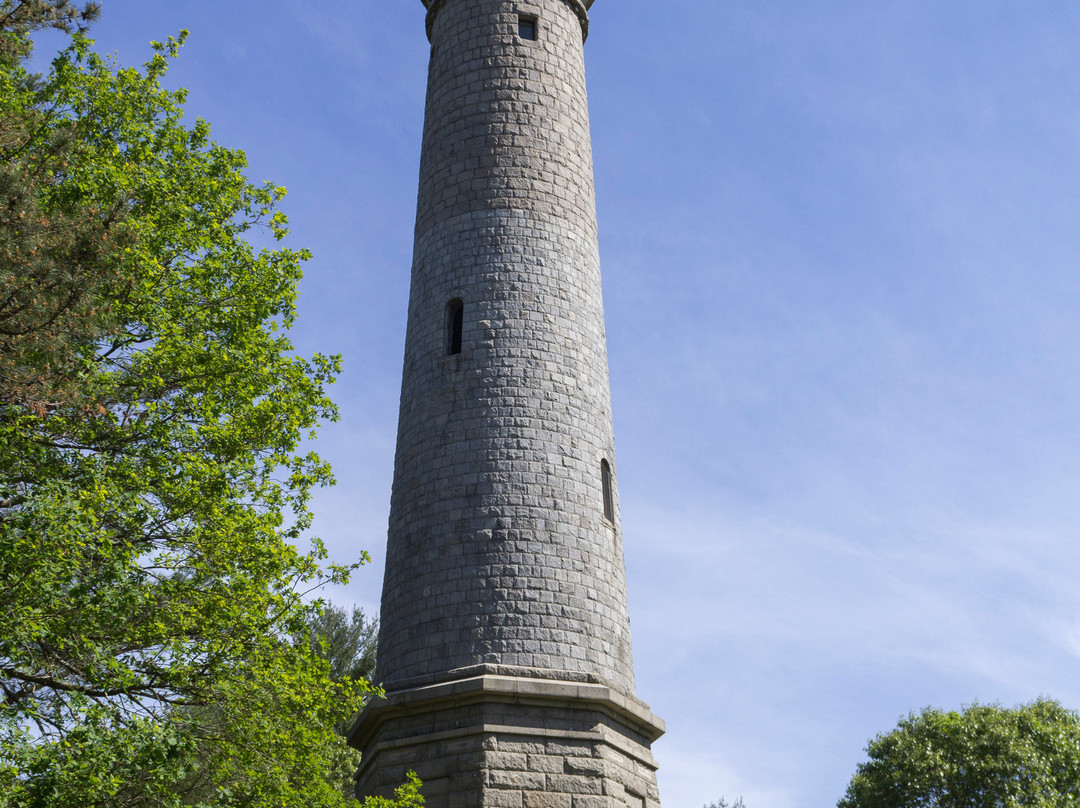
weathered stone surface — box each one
[351,679,662,807]
[545,775,603,796]
[524,793,572,808]
[377,0,634,696]
[564,758,606,778]
[484,790,525,808]
[489,771,548,791]
[527,755,564,774]
[352,1,663,806]
[485,752,529,772]
[570,798,615,808]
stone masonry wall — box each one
[376,0,636,693]
[353,686,662,808]
[360,729,661,808]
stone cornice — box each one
[421,0,592,43]
[347,672,666,755]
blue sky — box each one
[51,2,1080,805]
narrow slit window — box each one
[601,459,615,523]
[518,15,537,41]
[446,298,463,356]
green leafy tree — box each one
[838,699,1080,808]
[298,604,379,800]
[360,773,424,808]
[0,7,410,806]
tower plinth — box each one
[349,2,663,805]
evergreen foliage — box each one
[304,605,379,687]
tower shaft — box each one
[350,3,663,805]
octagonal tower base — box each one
[349,668,663,808]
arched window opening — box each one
[446,298,463,356]
[601,459,615,524]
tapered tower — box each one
[348,2,663,806]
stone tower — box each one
[347,2,664,807]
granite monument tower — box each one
[348,3,664,806]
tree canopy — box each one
[0,3,405,805]
[838,699,1080,808]
[303,605,379,688]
